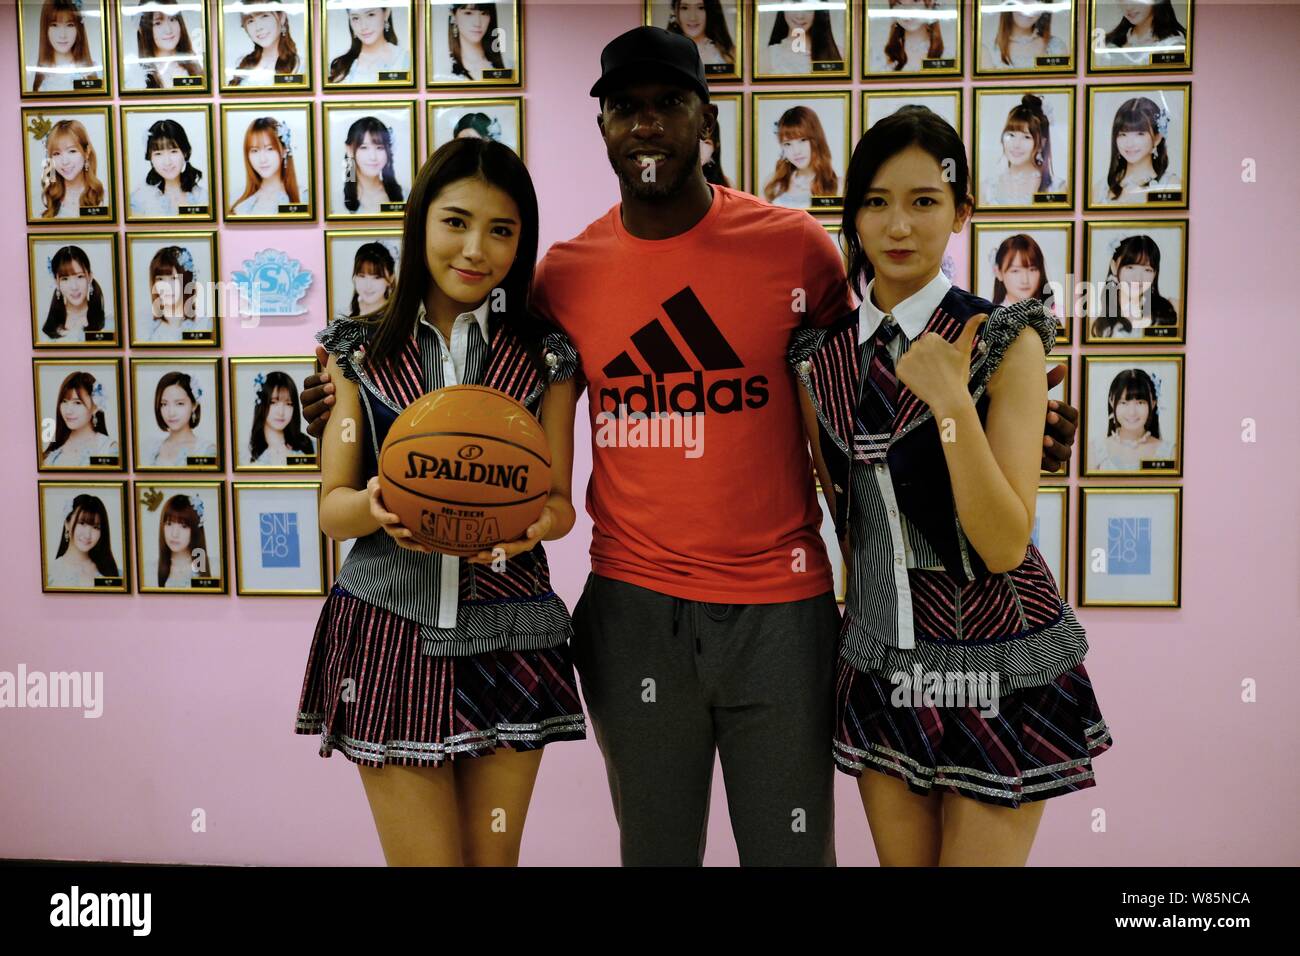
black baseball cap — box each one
[589,26,709,103]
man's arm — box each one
[302,344,334,440]
[1041,362,1078,473]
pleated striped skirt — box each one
[295,584,587,768]
[833,658,1113,808]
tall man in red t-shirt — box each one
[302,27,1077,865]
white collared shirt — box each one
[858,268,953,347]
[413,296,491,629]
[416,297,491,386]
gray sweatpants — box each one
[570,572,841,866]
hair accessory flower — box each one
[1038,99,1055,123]
[1108,235,1125,256]
[193,382,204,401]
[46,254,55,277]
[91,381,104,403]
[380,240,400,263]
[386,124,395,142]
[254,371,266,390]
[193,496,205,527]
[1154,107,1170,136]
[176,248,195,273]
[485,117,503,140]
[1148,371,1162,397]
[64,498,76,521]
[275,120,293,157]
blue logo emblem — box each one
[232,249,313,317]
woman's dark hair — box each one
[43,245,107,339]
[249,370,314,462]
[449,4,505,79]
[136,0,203,86]
[768,7,841,62]
[667,0,736,65]
[1003,93,1056,192]
[343,116,404,212]
[349,241,396,317]
[54,493,119,579]
[1105,0,1187,47]
[454,112,496,140]
[231,0,300,85]
[840,105,970,299]
[1091,234,1178,338]
[1106,97,1169,200]
[700,116,730,188]
[142,119,203,193]
[44,370,110,456]
[330,5,400,83]
[362,137,541,372]
[154,370,202,431]
[1106,368,1162,439]
[157,493,210,587]
[883,0,943,70]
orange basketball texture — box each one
[378,385,552,556]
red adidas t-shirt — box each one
[532,185,852,603]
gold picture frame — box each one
[29,231,123,349]
[115,0,213,96]
[970,220,1074,346]
[216,0,314,93]
[219,100,317,221]
[21,104,117,224]
[125,230,220,348]
[425,0,523,90]
[1086,0,1193,75]
[132,478,229,594]
[231,481,327,595]
[33,356,128,473]
[324,228,401,322]
[1082,218,1188,345]
[862,87,963,139]
[972,84,1076,212]
[1084,81,1191,211]
[1034,483,1069,601]
[38,480,132,594]
[1081,353,1185,478]
[751,89,852,214]
[129,355,226,473]
[1077,485,1182,608]
[323,99,418,222]
[425,95,525,159]
[17,0,112,98]
[972,0,1077,78]
[642,0,744,84]
[861,0,962,80]
[228,355,322,472]
[120,102,217,224]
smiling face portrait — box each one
[22,0,107,95]
[32,238,119,346]
[221,0,305,89]
[428,2,519,86]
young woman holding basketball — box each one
[297,137,586,866]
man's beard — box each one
[607,139,701,201]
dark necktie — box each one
[859,316,902,432]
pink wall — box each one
[2,1,1297,866]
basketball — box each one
[378,385,552,557]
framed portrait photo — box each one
[21,105,115,224]
[971,221,1073,344]
[644,0,743,82]
[29,232,121,348]
[1087,0,1192,74]
[974,0,1076,77]
[220,101,315,221]
[1032,484,1069,600]
[38,481,131,593]
[132,479,228,593]
[125,231,219,348]
[129,356,225,473]
[121,104,216,223]
[228,356,321,471]
[116,0,211,95]
[17,0,111,97]
[1078,486,1182,607]
[33,356,126,472]
[1083,219,1187,344]
[1085,82,1190,210]
[216,0,313,92]
[323,101,416,221]
[751,91,850,213]
[703,91,742,192]
[426,1,522,89]
[324,229,401,321]
[754,0,849,81]
[973,86,1075,211]
[862,88,962,137]
[1043,354,1071,475]
[862,0,961,79]
[323,0,415,90]
[426,96,524,158]
[232,481,326,595]
[1082,353,1184,478]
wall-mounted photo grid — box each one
[22,1,1189,605]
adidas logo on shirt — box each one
[598,286,769,416]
